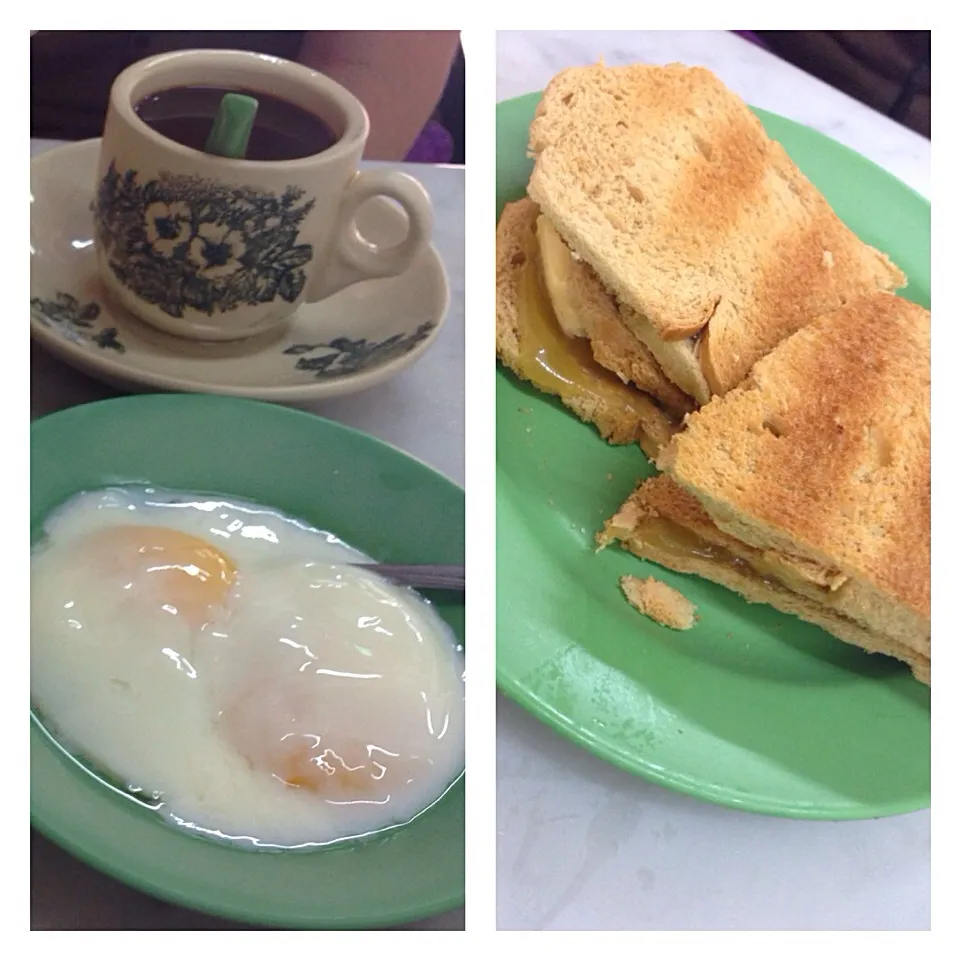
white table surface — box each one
[496,30,930,932]
[30,138,465,931]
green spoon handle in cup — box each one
[205,93,259,159]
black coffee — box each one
[134,85,339,161]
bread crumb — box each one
[620,575,698,630]
[606,473,614,481]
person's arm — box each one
[297,30,460,160]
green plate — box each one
[496,92,930,819]
[31,395,464,927]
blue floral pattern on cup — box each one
[93,162,315,319]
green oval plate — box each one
[496,92,930,819]
[31,394,464,927]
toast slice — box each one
[654,292,930,667]
[527,62,905,396]
[496,198,678,459]
[601,475,930,684]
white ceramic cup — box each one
[93,49,434,341]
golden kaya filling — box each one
[537,214,708,403]
[627,515,851,607]
[512,224,659,417]
[623,512,929,674]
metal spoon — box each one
[357,563,465,592]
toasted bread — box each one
[527,62,905,396]
[618,304,712,404]
[496,198,677,458]
[620,574,698,630]
[535,215,694,416]
[601,475,929,683]
[655,293,930,659]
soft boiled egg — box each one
[30,487,465,848]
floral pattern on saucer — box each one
[283,322,437,379]
[30,293,124,353]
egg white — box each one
[31,486,465,847]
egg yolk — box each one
[275,737,391,796]
[218,690,406,799]
[82,525,237,627]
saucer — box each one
[31,140,450,401]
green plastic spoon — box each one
[204,93,259,159]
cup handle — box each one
[308,169,434,301]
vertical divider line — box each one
[461,23,498,936]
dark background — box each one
[737,31,930,138]
[30,31,466,164]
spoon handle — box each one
[361,563,465,592]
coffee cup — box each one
[93,49,434,342]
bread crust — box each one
[620,574,698,630]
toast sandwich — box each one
[600,293,931,682]
[524,61,905,405]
